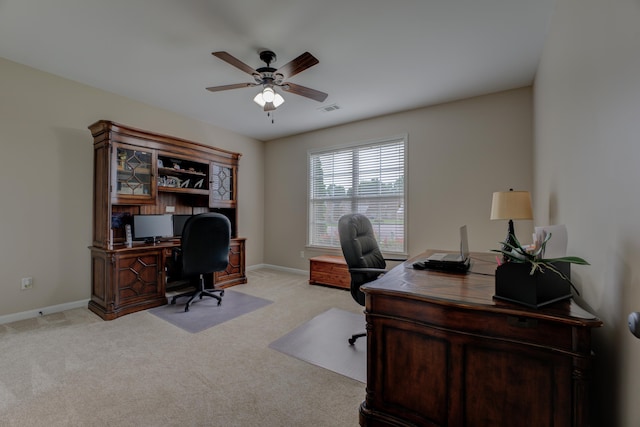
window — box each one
[308,136,406,253]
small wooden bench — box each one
[309,255,351,290]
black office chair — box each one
[170,213,231,312]
[338,213,405,345]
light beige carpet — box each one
[0,268,365,427]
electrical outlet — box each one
[300,251,305,258]
[165,205,175,213]
[21,277,33,290]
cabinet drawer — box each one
[115,251,163,303]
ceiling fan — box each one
[206,50,328,112]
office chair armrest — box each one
[349,267,389,274]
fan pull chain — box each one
[267,112,275,124]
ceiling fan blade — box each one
[276,52,319,79]
[282,82,328,102]
[212,51,258,76]
[206,83,257,92]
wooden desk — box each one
[360,251,602,427]
[89,238,246,320]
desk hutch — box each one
[88,120,246,320]
[360,251,602,427]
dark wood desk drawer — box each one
[369,294,577,352]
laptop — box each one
[424,225,470,269]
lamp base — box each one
[501,219,516,263]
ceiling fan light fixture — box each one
[273,92,285,108]
[253,92,266,107]
[209,50,328,111]
[262,86,275,102]
[253,86,285,109]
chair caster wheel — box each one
[348,338,356,345]
[170,299,176,305]
[220,290,225,297]
[184,306,190,312]
[217,300,222,306]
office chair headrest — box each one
[338,213,385,270]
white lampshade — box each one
[273,92,285,107]
[253,86,285,110]
[490,190,533,220]
[262,86,275,102]
[253,91,266,107]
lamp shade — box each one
[253,86,285,110]
[490,190,533,220]
[273,92,285,107]
[262,86,275,102]
[253,91,267,107]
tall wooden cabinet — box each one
[88,120,246,320]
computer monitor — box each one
[132,214,173,243]
[172,214,192,237]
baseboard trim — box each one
[2,266,309,325]
[249,264,308,276]
[0,299,90,325]
[246,263,266,271]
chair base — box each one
[170,276,224,312]
[348,332,366,345]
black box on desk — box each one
[494,262,572,308]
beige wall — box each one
[264,87,533,270]
[534,0,640,425]
[0,57,264,318]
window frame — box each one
[306,135,408,255]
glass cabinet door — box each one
[113,144,155,202]
[210,162,236,207]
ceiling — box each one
[0,0,556,141]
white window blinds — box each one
[308,136,406,253]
